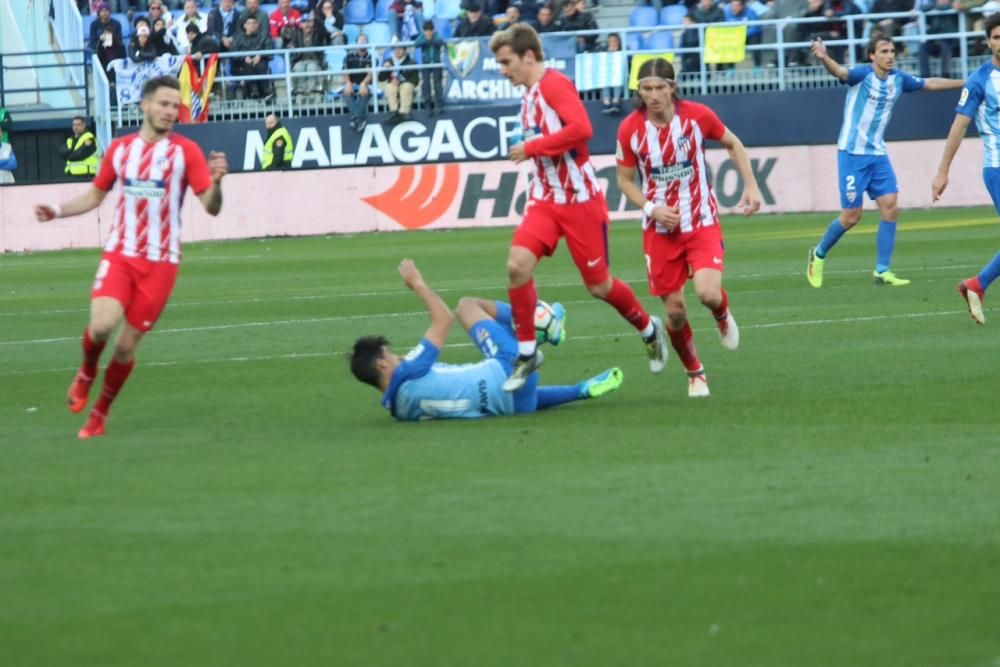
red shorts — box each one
[643,224,725,296]
[512,195,611,286]
[91,252,179,333]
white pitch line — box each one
[0,307,980,378]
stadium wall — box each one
[0,138,990,253]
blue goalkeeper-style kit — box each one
[836,65,925,208]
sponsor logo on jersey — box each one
[123,178,166,198]
[959,87,970,107]
[650,162,695,183]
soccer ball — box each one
[534,300,562,344]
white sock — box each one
[640,322,655,339]
[518,341,537,357]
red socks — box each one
[667,322,703,373]
[711,289,729,321]
[94,358,135,415]
[603,278,651,331]
[81,327,107,379]
[508,280,538,345]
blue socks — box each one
[815,218,847,258]
[536,384,585,410]
[875,220,896,273]
[978,251,1000,291]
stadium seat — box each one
[659,4,687,26]
[343,23,361,43]
[422,0,436,18]
[645,29,674,50]
[269,54,286,74]
[435,0,462,20]
[344,0,375,24]
[326,47,347,72]
[629,6,659,27]
[82,15,96,41]
[112,13,132,39]
[625,32,644,51]
[374,0,394,22]
[364,21,393,46]
[261,3,278,16]
[433,17,453,38]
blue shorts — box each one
[983,168,1000,215]
[838,151,898,209]
[467,318,538,413]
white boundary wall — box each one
[0,139,990,254]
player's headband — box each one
[638,76,675,85]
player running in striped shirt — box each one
[615,57,761,398]
[806,33,962,288]
[490,24,666,392]
[933,12,1000,324]
[34,76,228,439]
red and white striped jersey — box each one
[616,101,726,234]
[519,69,603,205]
[93,132,212,264]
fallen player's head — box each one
[349,335,399,389]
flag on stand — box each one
[178,54,219,124]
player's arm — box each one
[518,77,593,160]
[616,164,680,229]
[34,185,109,221]
[197,150,227,216]
[810,37,849,81]
[922,77,965,92]
[399,258,453,349]
[932,113,972,201]
[718,128,762,216]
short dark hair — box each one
[73,115,86,124]
[349,335,389,388]
[423,19,434,30]
[467,2,482,11]
[986,12,1000,39]
[866,31,894,56]
[142,75,180,99]
[186,24,200,36]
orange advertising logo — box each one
[363,164,461,229]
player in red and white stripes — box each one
[616,58,761,397]
[490,24,667,391]
[35,76,228,438]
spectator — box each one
[152,16,180,54]
[89,2,126,83]
[918,0,959,77]
[690,0,725,23]
[232,15,275,99]
[238,0,271,37]
[186,24,220,65]
[560,0,599,52]
[0,106,11,143]
[173,0,209,54]
[58,116,99,179]
[723,0,763,66]
[263,114,294,170]
[290,15,330,96]
[390,0,425,40]
[871,0,911,38]
[378,41,420,123]
[823,0,862,61]
[315,0,347,44]
[138,1,172,32]
[533,5,560,31]
[498,5,522,28]
[454,3,497,36]
[600,32,622,114]
[680,15,702,73]
[415,19,446,115]
[271,0,302,46]
[207,0,240,52]
[510,0,542,22]
[343,34,373,132]
[128,22,158,62]
[0,140,14,184]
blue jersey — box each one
[837,65,925,156]
[956,61,1000,168]
[380,338,515,421]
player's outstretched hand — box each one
[739,187,763,216]
[508,142,528,164]
[931,171,948,202]
[399,258,425,290]
[208,151,228,184]
[810,37,827,60]
[34,204,60,222]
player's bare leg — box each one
[79,321,144,440]
[504,246,543,392]
[693,268,739,350]
[68,297,123,414]
[663,292,708,397]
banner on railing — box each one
[179,55,219,124]
[704,25,747,64]
[444,35,577,106]
[106,54,184,105]
[575,51,627,91]
[628,53,675,90]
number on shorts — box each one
[92,258,110,291]
[845,175,856,192]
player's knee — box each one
[455,297,478,319]
[695,287,721,309]
[666,310,687,330]
[586,281,611,299]
[841,210,863,227]
[111,342,136,363]
[506,258,531,284]
[880,204,899,220]
[88,321,116,341]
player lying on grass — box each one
[348,259,624,421]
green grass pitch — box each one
[1,207,998,666]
